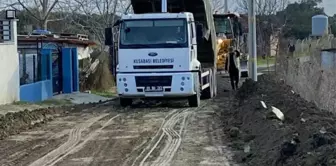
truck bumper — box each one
[116,72,196,98]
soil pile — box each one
[221,74,336,166]
[0,108,65,139]
[0,101,109,140]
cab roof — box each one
[213,13,240,19]
[121,12,191,20]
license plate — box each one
[144,86,163,92]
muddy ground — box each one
[0,75,238,166]
[220,74,336,166]
[1,73,334,166]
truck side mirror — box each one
[196,24,203,41]
[105,27,113,45]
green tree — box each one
[329,14,336,36]
[279,0,324,39]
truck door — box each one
[189,18,197,60]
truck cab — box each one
[117,13,199,73]
[106,0,218,107]
[109,12,210,106]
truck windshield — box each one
[214,17,232,35]
[120,19,188,48]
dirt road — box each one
[5,74,335,166]
[0,76,237,166]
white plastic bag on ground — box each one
[260,101,267,109]
[271,106,285,121]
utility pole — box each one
[162,0,167,12]
[248,0,257,81]
[224,0,228,13]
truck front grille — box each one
[135,76,172,87]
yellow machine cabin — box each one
[213,13,249,77]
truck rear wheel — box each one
[188,74,200,107]
[120,98,132,107]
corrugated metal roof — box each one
[17,35,96,46]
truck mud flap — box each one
[201,68,214,99]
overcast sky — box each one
[320,0,336,16]
[291,0,336,16]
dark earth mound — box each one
[220,74,336,166]
[0,100,113,140]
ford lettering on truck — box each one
[134,58,174,64]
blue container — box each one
[312,15,329,36]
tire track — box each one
[139,102,208,166]
[130,109,180,166]
[151,111,187,166]
[48,114,121,166]
[139,109,187,166]
[28,113,111,166]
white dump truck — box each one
[105,0,218,107]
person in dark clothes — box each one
[226,48,241,90]
[232,16,242,38]
[288,42,295,58]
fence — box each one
[276,35,336,112]
[290,35,336,57]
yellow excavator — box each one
[214,13,248,77]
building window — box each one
[19,49,50,85]
[0,20,11,42]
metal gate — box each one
[52,47,63,94]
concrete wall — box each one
[20,80,53,102]
[276,51,336,113]
[0,20,19,105]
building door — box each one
[52,48,63,94]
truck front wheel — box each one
[188,75,201,107]
[120,98,133,107]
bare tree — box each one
[63,0,128,49]
[211,0,237,13]
[0,0,18,10]
[12,0,61,29]
[236,0,289,57]
[237,0,289,15]
[211,0,224,13]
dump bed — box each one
[130,0,217,68]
